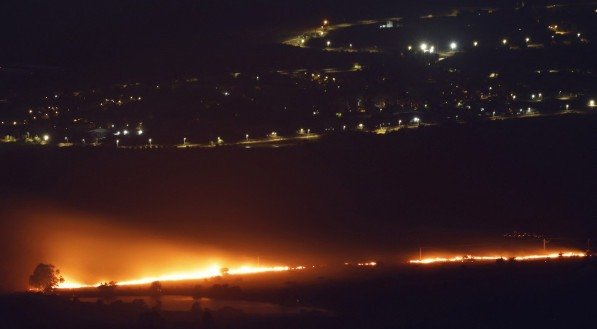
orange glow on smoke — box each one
[409,251,587,264]
[58,264,301,289]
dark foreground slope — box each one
[1,259,596,329]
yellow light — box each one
[43,135,50,142]
[410,251,586,264]
[589,100,596,107]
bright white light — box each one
[413,117,420,123]
[137,130,143,135]
[525,37,530,43]
[502,38,508,45]
[420,43,428,51]
[43,135,50,142]
[589,100,596,107]
[326,40,331,47]
[429,46,435,53]
[473,41,478,47]
[450,42,457,50]
[123,130,129,135]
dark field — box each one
[1,259,596,329]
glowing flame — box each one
[409,252,587,264]
[58,264,302,289]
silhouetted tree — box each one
[191,299,203,323]
[98,281,118,302]
[149,281,163,303]
[28,263,64,293]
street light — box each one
[502,38,508,45]
[589,100,596,108]
[43,135,50,142]
[420,43,428,51]
[148,138,152,147]
[183,137,187,145]
[473,41,478,47]
[449,42,457,50]
[326,40,331,47]
[116,139,119,147]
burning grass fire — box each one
[409,251,587,264]
[57,264,305,289]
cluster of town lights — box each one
[409,251,587,264]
